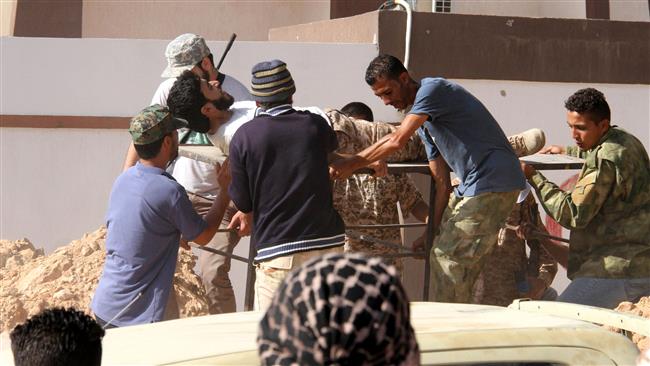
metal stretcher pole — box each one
[243,242,256,311]
[423,175,436,301]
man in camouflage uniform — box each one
[521,88,650,308]
[327,107,429,272]
[472,193,558,306]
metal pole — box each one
[423,175,436,301]
[243,241,256,311]
[192,245,252,264]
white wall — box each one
[0,37,384,311]
[610,0,650,22]
[430,0,649,22]
[2,37,648,308]
[449,0,585,19]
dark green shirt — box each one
[530,127,650,279]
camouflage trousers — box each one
[429,190,518,303]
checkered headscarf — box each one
[258,253,420,365]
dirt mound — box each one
[611,297,650,352]
[0,227,208,332]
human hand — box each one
[369,160,388,177]
[520,161,536,179]
[216,158,231,190]
[539,145,565,154]
[227,210,252,237]
[329,157,359,180]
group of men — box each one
[91,33,650,327]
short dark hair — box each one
[11,307,105,366]
[134,132,171,159]
[365,54,407,85]
[565,88,611,123]
[167,70,210,133]
[341,102,374,122]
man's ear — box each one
[399,71,410,85]
[201,102,213,117]
[598,118,611,132]
[164,134,174,147]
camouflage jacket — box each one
[530,127,650,279]
[325,109,426,161]
[327,109,426,267]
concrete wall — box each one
[1,37,648,308]
[81,1,330,41]
[450,0,585,19]
[0,0,16,36]
[0,37,384,311]
[610,0,650,21]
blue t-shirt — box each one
[91,163,206,326]
[410,77,525,197]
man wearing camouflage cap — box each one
[122,33,251,314]
[92,105,232,327]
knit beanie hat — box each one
[250,60,296,103]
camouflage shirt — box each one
[326,109,426,270]
[530,127,650,279]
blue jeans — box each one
[558,277,650,308]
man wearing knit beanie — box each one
[226,60,346,310]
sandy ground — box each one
[0,227,209,333]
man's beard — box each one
[210,92,235,111]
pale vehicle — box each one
[0,300,646,365]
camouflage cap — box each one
[161,33,211,78]
[129,104,188,145]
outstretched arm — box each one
[329,114,427,180]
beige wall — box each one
[81,0,330,41]
[610,0,650,21]
[0,0,16,36]
[435,0,648,21]
[449,0,585,19]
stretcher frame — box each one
[179,146,584,310]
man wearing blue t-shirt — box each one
[330,55,525,303]
[92,105,231,327]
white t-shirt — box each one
[153,74,250,198]
[172,101,256,198]
[151,73,251,106]
[206,102,330,153]
[171,100,330,198]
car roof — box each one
[0,302,641,365]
